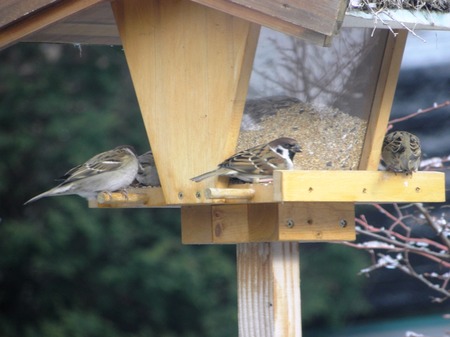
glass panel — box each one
[239,28,390,170]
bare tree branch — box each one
[343,203,450,303]
[415,203,450,251]
[388,100,450,128]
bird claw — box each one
[99,189,129,201]
[120,189,129,200]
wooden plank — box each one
[249,203,355,242]
[184,204,279,244]
[0,0,62,27]
[23,22,119,44]
[181,205,214,244]
[277,203,355,241]
[358,30,408,170]
[34,22,115,37]
[183,202,354,244]
[94,169,445,208]
[334,0,350,33]
[112,0,260,205]
[22,2,120,45]
[189,0,332,46]
[212,205,250,243]
[0,0,105,50]
[237,242,301,337]
[228,0,342,36]
[274,170,446,203]
[182,204,271,244]
[246,203,279,242]
[191,0,347,37]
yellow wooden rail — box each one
[273,170,445,203]
[90,170,445,208]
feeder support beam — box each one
[112,0,260,205]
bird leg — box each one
[119,189,130,200]
[100,189,129,201]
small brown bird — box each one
[24,145,139,204]
[191,137,301,183]
[381,131,421,174]
[135,150,161,187]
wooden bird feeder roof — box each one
[0,0,349,48]
[2,0,450,50]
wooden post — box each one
[237,243,301,337]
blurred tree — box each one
[0,43,238,337]
[0,43,369,337]
[301,243,371,327]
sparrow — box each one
[24,145,139,204]
[381,131,421,174]
[191,137,301,183]
[135,150,161,187]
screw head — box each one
[286,219,295,228]
[339,219,347,228]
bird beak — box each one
[293,145,302,153]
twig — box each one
[415,203,450,251]
[389,100,450,125]
[342,202,450,303]
[353,223,450,265]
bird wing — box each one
[221,145,284,175]
[59,150,127,184]
[409,135,422,158]
[383,134,405,155]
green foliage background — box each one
[0,44,369,337]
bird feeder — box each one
[1,1,447,336]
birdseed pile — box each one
[237,99,367,170]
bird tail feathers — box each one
[24,184,72,205]
[24,191,54,205]
[190,167,230,182]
